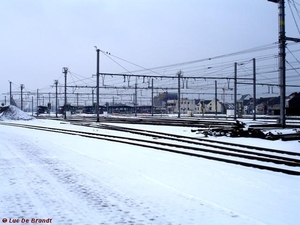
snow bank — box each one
[0,105,34,121]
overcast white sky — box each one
[1,0,300,105]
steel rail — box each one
[96,124,300,156]
[1,122,300,176]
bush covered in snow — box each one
[0,105,34,121]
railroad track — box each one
[1,121,300,176]
[66,116,239,127]
[95,123,300,154]
[56,116,300,140]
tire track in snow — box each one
[45,137,266,225]
[0,139,94,224]
[0,126,267,225]
[0,132,172,224]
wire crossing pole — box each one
[215,80,217,116]
[151,78,154,116]
[177,70,182,118]
[278,0,286,127]
[54,80,58,118]
[268,0,300,126]
[36,89,39,113]
[234,63,237,120]
[92,89,94,112]
[20,84,24,110]
[135,83,137,117]
[268,0,286,127]
[253,58,257,121]
[9,81,12,105]
[96,48,100,122]
[63,67,68,119]
[31,96,34,116]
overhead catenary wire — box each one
[5,38,300,106]
[288,0,300,35]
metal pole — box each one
[76,93,78,108]
[177,70,181,118]
[9,81,12,105]
[253,58,257,120]
[92,89,94,112]
[63,67,68,119]
[215,80,217,116]
[55,80,58,118]
[278,0,286,127]
[20,84,24,110]
[135,83,137,117]
[151,78,154,116]
[32,96,33,116]
[96,49,100,122]
[37,89,39,112]
[48,92,51,115]
[234,63,237,120]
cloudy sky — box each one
[1,0,300,105]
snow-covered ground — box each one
[0,107,300,224]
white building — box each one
[167,98,198,114]
[197,98,223,114]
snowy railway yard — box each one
[1,106,300,225]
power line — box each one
[286,46,300,66]
[100,43,278,75]
[288,0,300,35]
[286,60,300,76]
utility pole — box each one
[36,89,39,113]
[76,93,79,108]
[48,92,51,115]
[215,80,217,116]
[54,80,58,118]
[151,78,154,116]
[234,63,237,120]
[92,89,94,112]
[278,0,286,127]
[96,48,100,122]
[20,84,24,110]
[9,81,12,105]
[31,96,34,116]
[63,67,68,119]
[135,83,137,116]
[177,70,182,118]
[268,0,300,127]
[253,58,257,121]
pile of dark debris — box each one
[192,120,300,141]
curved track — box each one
[1,122,300,176]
